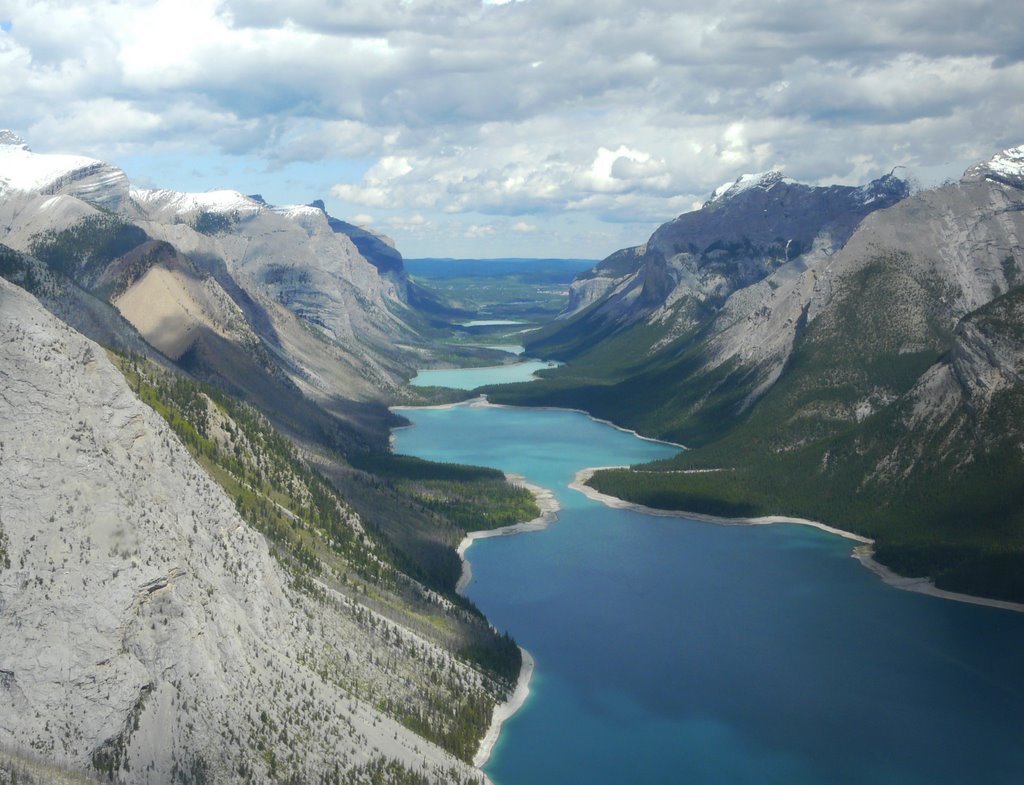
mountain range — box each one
[0,131,522,785]
[489,146,1024,603]
[3,127,1024,784]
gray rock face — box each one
[0,130,27,147]
[0,278,482,784]
[683,154,1024,426]
[562,171,910,325]
[0,139,424,407]
[563,245,648,317]
[308,199,406,278]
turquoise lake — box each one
[410,360,559,389]
[393,400,1024,785]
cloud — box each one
[384,213,430,232]
[464,224,495,239]
[511,221,536,233]
[4,0,1024,255]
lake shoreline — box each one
[409,361,561,390]
[455,472,560,594]
[473,401,688,450]
[473,648,535,771]
[455,472,558,771]
[393,396,686,449]
[571,466,1024,614]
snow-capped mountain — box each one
[559,168,910,323]
[0,132,128,209]
[962,144,1024,190]
[0,133,427,426]
[0,133,521,784]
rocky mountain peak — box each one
[963,145,1024,190]
[705,170,792,206]
[128,187,263,219]
[859,170,912,202]
[0,129,28,150]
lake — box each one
[393,399,1024,785]
[410,360,559,389]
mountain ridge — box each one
[0,132,532,783]
[489,145,1024,602]
[0,277,494,784]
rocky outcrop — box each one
[0,277,483,784]
[308,199,406,278]
[559,170,910,327]
[124,188,419,400]
[0,135,424,411]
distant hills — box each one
[489,147,1024,603]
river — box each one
[393,393,1024,785]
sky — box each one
[2,0,1023,259]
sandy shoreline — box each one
[390,396,559,769]
[456,473,560,594]
[454,472,558,769]
[473,647,535,770]
[571,466,1024,614]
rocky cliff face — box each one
[0,133,423,412]
[529,151,1023,441]
[0,277,485,784]
[560,170,910,327]
[0,133,442,460]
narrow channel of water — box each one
[410,359,558,389]
[393,398,1024,785]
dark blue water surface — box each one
[393,401,1024,785]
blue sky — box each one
[2,0,1022,258]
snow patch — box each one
[130,186,262,217]
[986,146,1024,178]
[963,145,1024,189]
[0,144,106,195]
[273,204,324,220]
[707,171,793,205]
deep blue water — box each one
[393,401,1024,785]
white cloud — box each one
[385,213,430,232]
[4,0,1024,256]
[464,224,495,238]
[511,221,536,233]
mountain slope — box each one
[0,277,493,784]
[0,131,128,210]
[490,170,912,445]
[502,147,1024,602]
[0,134,437,443]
